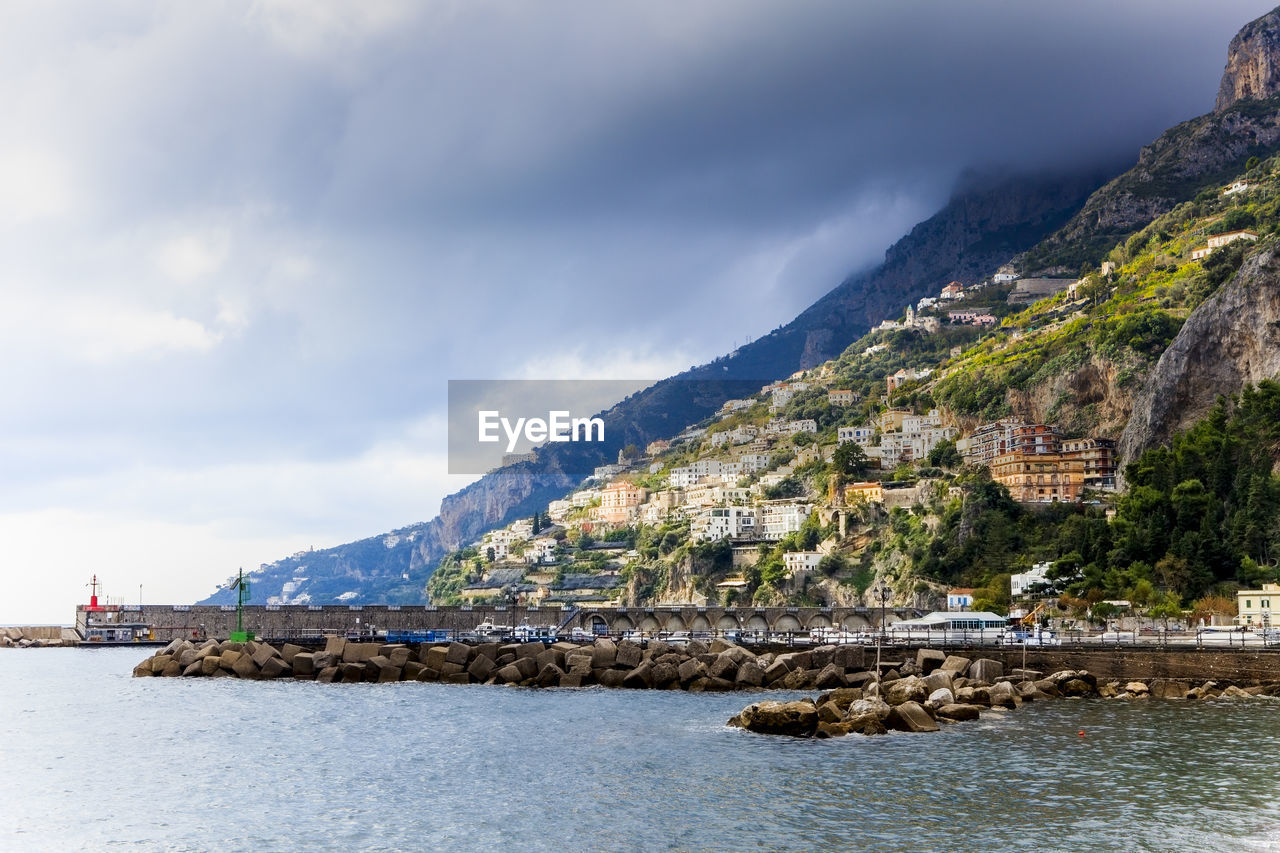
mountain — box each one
[201,5,1280,608]
[200,170,1104,605]
[1019,8,1280,276]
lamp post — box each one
[874,582,892,675]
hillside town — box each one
[437,272,1123,618]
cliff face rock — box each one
[1216,7,1280,112]
[1005,353,1135,439]
[1022,7,1280,274]
[1023,99,1280,272]
[1119,246,1280,464]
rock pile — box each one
[132,635,874,690]
[728,660,1280,738]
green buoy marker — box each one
[228,567,255,643]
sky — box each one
[1,0,1275,624]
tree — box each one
[485,546,496,564]
[1189,594,1235,626]
[927,439,961,468]
[832,441,870,478]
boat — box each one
[1194,625,1264,646]
[1001,627,1061,646]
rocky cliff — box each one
[1217,6,1280,112]
[1119,246,1280,464]
[1022,8,1280,273]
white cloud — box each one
[154,231,229,283]
[0,147,77,225]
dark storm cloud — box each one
[5,1,1280,619]
[308,1,1272,233]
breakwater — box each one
[131,634,1280,709]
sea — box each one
[1,647,1278,853]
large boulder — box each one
[814,664,847,689]
[251,642,281,667]
[967,659,1003,685]
[926,688,955,709]
[883,676,927,706]
[762,659,792,686]
[921,670,954,695]
[467,655,496,682]
[885,701,940,733]
[678,658,707,685]
[260,657,292,679]
[292,653,316,677]
[845,698,892,731]
[735,660,765,687]
[591,640,618,669]
[536,664,565,687]
[987,681,1018,709]
[708,655,739,681]
[1149,678,1191,700]
[817,688,864,711]
[615,641,643,669]
[916,648,946,675]
[622,662,654,689]
[444,642,471,666]
[939,655,971,675]
[936,703,982,722]
[728,700,818,737]
[651,661,681,689]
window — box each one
[1246,600,1252,609]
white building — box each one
[759,502,811,540]
[525,537,558,565]
[1011,562,1053,598]
[735,453,772,475]
[669,459,724,489]
[837,425,876,446]
[783,551,823,584]
[691,505,760,541]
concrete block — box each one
[324,636,346,657]
[885,701,939,733]
[591,639,617,669]
[467,655,495,681]
[916,648,946,675]
[967,659,1003,685]
[292,653,315,677]
[260,657,291,679]
[422,646,449,669]
[252,642,281,667]
[516,642,545,660]
[615,641,643,669]
[281,643,304,664]
[939,655,971,674]
[232,655,259,679]
[444,643,471,666]
[316,666,340,683]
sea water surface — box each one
[2,648,1278,852]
